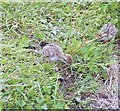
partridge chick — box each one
[96,23,117,43]
[40,42,73,64]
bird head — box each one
[63,54,73,64]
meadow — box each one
[0,1,119,109]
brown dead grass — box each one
[89,54,118,109]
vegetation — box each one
[0,1,118,109]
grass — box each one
[0,1,119,109]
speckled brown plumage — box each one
[96,23,117,43]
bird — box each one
[39,41,73,64]
[96,23,117,43]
